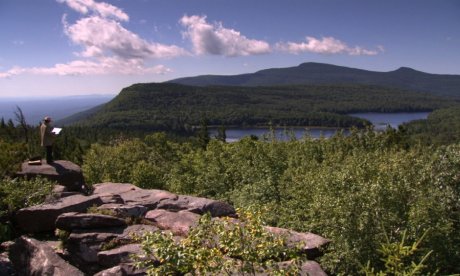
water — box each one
[349,112,430,131]
[210,127,347,142]
[209,112,430,142]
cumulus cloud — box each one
[57,0,129,21]
[1,0,185,78]
[277,36,380,56]
[180,15,271,57]
[64,15,187,59]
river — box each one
[209,112,430,142]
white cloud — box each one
[180,15,271,57]
[0,58,171,78]
[277,36,380,56]
[1,1,185,78]
[64,16,187,59]
[57,0,129,21]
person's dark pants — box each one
[45,146,53,163]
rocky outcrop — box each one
[14,194,103,233]
[144,209,200,235]
[266,226,330,258]
[17,160,87,193]
[8,236,84,276]
[56,212,127,231]
[97,243,143,268]
[7,182,330,275]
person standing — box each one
[40,116,56,164]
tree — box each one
[14,106,28,143]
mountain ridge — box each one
[167,62,460,98]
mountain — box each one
[167,62,460,99]
[62,83,452,131]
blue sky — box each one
[0,0,459,97]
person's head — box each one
[43,116,52,123]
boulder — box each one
[15,194,104,233]
[265,226,330,258]
[8,236,84,276]
[157,195,236,217]
[94,263,147,276]
[97,204,148,218]
[145,209,200,236]
[66,228,126,274]
[97,243,143,268]
[17,160,86,192]
[299,260,328,276]
[0,251,15,276]
[56,212,127,231]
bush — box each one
[0,177,55,242]
[134,207,303,275]
[0,140,27,178]
[0,177,55,216]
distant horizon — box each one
[1,0,458,97]
[2,60,459,99]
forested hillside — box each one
[61,83,452,131]
[168,62,460,99]
[2,107,460,275]
[404,106,460,145]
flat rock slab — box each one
[17,160,86,192]
[157,195,236,217]
[119,189,178,210]
[92,183,178,210]
[145,209,200,236]
[9,236,84,276]
[92,183,140,196]
[97,243,143,268]
[15,194,103,233]
[56,212,127,231]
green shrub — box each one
[0,177,54,216]
[134,207,303,275]
[0,140,27,178]
[363,230,434,276]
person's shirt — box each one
[40,122,54,146]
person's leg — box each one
[46,146,53,163]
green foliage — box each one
[0,140,27,178]
[404,105,460,145]
[165,130,459,274]
[82,133,181,188]
[68,83,453,131]
[79,128,459,274]
[0,177,55,216]
[55,229,70,248]
[363,230,434,276]
[0,222,12,243]
[86,204,117,217]
[134,207,302,275]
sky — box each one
[0,0,459,98]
